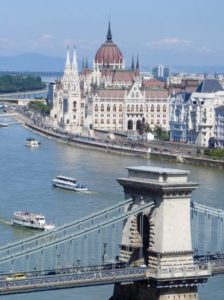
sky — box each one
[0,0,224,67]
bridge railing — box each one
[0,200,154,276]
[191,201,224,257]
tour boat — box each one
[52,175,88,192]
[25,138,41,147]
[12,212,55,231]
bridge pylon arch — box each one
[111,166,211,300]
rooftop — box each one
[195,79,223,93]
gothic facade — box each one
[50,23,169,134]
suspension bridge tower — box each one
[111,166,211,300]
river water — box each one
[0,123,224,300]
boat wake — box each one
[0,217,11,226]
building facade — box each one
[49,23,170,135]
[170,79,224,147]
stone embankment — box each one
[13,111,224,169]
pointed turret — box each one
[65,46,71,72]
[71,45,78,74]
[131,56,135,71]
[82,57,85,70]
[106,21,112,41]
[136,56,139,72]
[85,57,89,69]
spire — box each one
[65,46,71,69]
[82,57,85,70]
[72,45,78,73]
[85,57,89,69]
[136,55,139,72]
[106,21,112,41]
[131,56,135,71]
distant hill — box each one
[1,53,224,74]
[0,53,65,72]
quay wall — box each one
[25,122,150,158]
[25,122,224,169]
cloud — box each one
[147,37,215,54]
[28,34,54,49]
[148,37,192,48]
[197,46,214,54]
[0,38,16,49]
[63,38,100,50]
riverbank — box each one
[11,111,224,169]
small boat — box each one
[0,123,8,127]
[52,175,88,192]
[12,212,55,231]
[25,138,41,147]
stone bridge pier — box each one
[110,166,210,300]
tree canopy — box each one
[0,75,46,93]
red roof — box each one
[95,41,123,65]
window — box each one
[151,105,154,112]
[95,105,98,112]
[140,105,143,112]
[146,105,148,112]
[81,103,84,108]
[163,105,166,112]
[73,101,77,109]
[113,105,116,112]
[101,119,104,124]
[136,105,139,112]
[95,119,98,124]
[101,105,104,112]
[131,105,134,112]
[127,105,130,112]
[107,119,110,124]
[157,105,160,112]
[119,105,122,112]
[107,105,110,112]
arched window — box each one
[127,105,130,112]
[73,101,77,109]
[136,105,139,112]
[95,105,98,112]
[131,105,134,112]
[140,105,143,112]
[157,105,160,112]
[151,105,154,112]
[107,105,110,112]
[136,120,141,131]
[163,105,166,112]
[136,92,139,98]
[101,105,104,112]
[113,104,116,112]
[128,120,133,130]
[119,105,122,112]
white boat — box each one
[52,175,88,192]
[25,138,41,147]
[12,212,55,231]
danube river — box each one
[0,123,224,300]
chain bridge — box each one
[0,166,223,299]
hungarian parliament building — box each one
[49,23,170,134]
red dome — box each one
[95,22,123,66]
[95,41,123,64]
